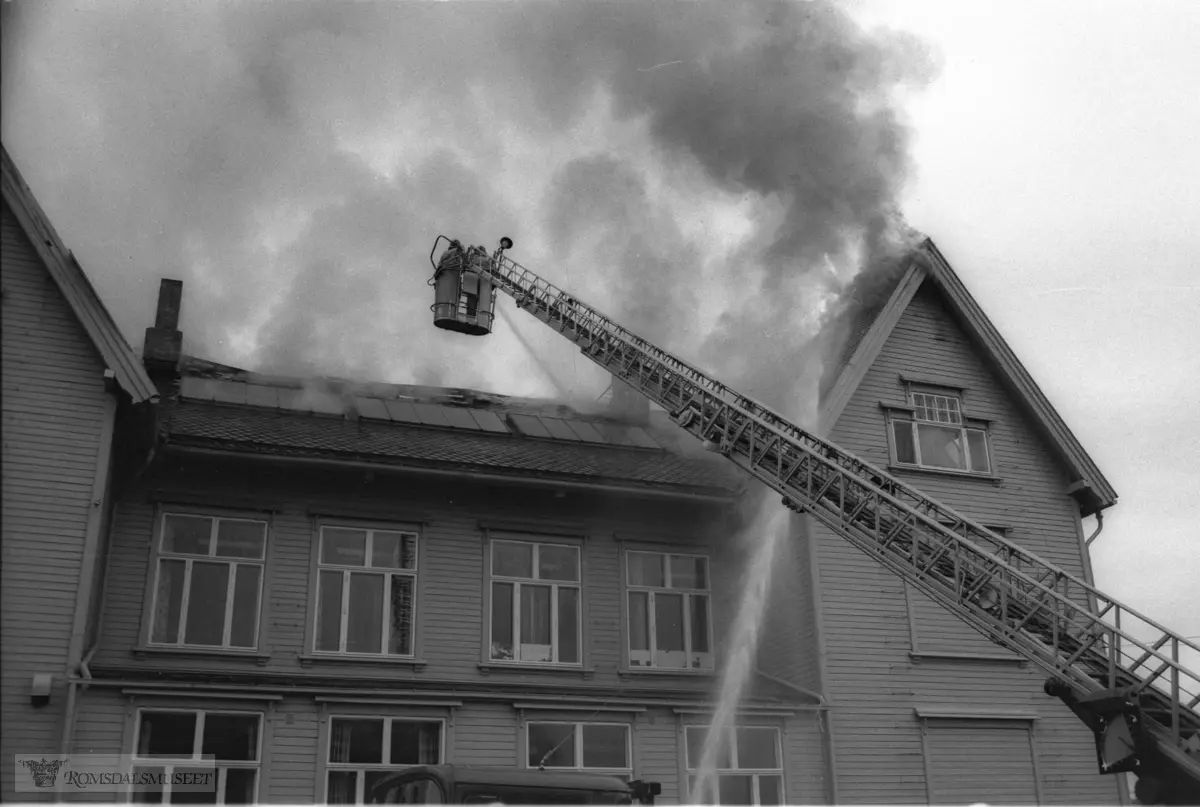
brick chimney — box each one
[143,279,183,373]
[609,374,649,425]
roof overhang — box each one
[2,143,159,404]
[161,441,742,503]
[818,239,1117,516]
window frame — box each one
[905,525,1022,664]
[524,721,632,776]
[682,725,785,806]
[144,509,270,653]
[309,521,421,659]
[323,715,447,804]
[130,707,264,805]
[622,547,715,672]
[884,384,995,477]
[484,535,583,667]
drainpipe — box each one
[60,386,117,755]
[1085,511,1105,546]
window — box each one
[888,389,991,475]
[922,718,1038,804]
[907,526,1018,661]
[526,722,630,775]
[685,726,784,805]
[326,717,443,804]
[315,526,418,656]
[626,551,712,670]
[132,709,261,804]
[489,540,580,664]
[150,514,267,649]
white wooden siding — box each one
[756,514,823,695]
[634,710,683,803]
[453,703,519,766]
[816,281,1121,804]
[1,202,112,800]
[93,469,742,691]
[924,720,1038,804]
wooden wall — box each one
[1,201,115,801]
[811,280,1122,804]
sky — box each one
[2,0,1196,670]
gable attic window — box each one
[886,386,992,475]
[149,514,267,650]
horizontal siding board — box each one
[95,470,743,690]
[927,721,1037,804]
[2,203,112,802]
[816,281,1119,804]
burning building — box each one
[3,141,1134,804]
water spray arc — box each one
[692,507,786,805]
[426,236,1200,805]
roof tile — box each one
[165,400,738,493]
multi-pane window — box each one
[626,551,712,670]
[890,390,991,474]
[326,717,443,804]
[132,709,261,804]
[526,722,630,775]
[150,514,267,649]
[315,527,418,656]
[489,540,580,664]
[685,726,784,806]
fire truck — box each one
[427,237,1200,805]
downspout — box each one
[61,467,118,754]
[1085,510,1105,546]
[60,381,118,754]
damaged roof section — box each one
[166,357,742,497]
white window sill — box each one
[478,662,594,678]
[134,646,271,665]
[619,667,717,679]
[888,463,1001,483]
[909,650,1025,666]
[299,653,427,669]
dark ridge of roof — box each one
[164,399,741,494]
[817,251,919,402]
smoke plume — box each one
[1,0,936,416]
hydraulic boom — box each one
[428,237,1200,804]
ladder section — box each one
[478,249,1200,783]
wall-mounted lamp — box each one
[31,674,52,708]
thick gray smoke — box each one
[2,0,935,412]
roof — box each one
[819,238,1117,516]
[163,359,742,496]
[1,143,158,404]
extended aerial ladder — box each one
[428,237,1200,804]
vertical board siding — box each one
[1,202,110,800]
[817,280,1120,804]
